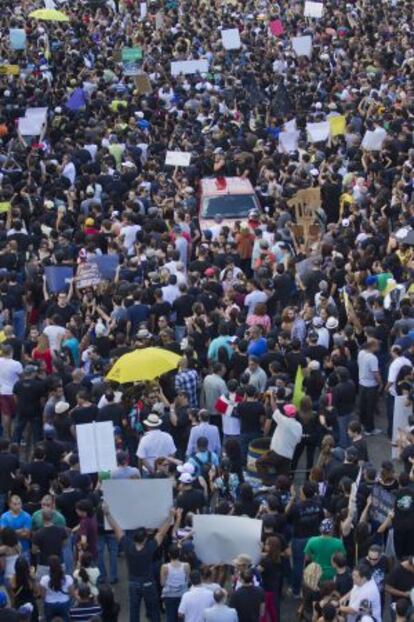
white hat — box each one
[143,413,162,427]
[177,462,196,474]
[55,401,70,415]
[315,102,323,110]
[54,106,62,114]
[312,316,324,328]
[326,316,339,330]
[341,218,350,227]
[179,472,194,484]
[308,360,321,371]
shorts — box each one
[0,396,16,418]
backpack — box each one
[193,451,213,480]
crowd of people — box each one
[0,0,413,619]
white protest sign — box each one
[392,395,412,459]
[284,118,297,132]
[171,60,209,76]
[165,151,192,167]
[221,28,241,50]
[304,1,323,17]
[102,479,173,529]
[18,107,48,136]
[76,421,117,474]
[44,0,57,8]
[361,128,387,151]
[140,2,147,18]
[193,515,262,564]
[291,35,312,58]
[307,121,330,143]
[278,129,300,153]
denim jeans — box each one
[98,533,118,582]
[128,579,160,622]
[13,309,25,340]
[62,534,74,575]
[163,597,181,622]
[291,536,309,596]
[44,600,71,622]
[337,414,352,449]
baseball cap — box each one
[177,462,196,475]
[283,404,297,417]
[179,472,194,484]
[204,268,215,277]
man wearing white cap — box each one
[136,413,176,475]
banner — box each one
[307,121,330,143]
[18,107,48,136]
[122,48,143,76]
[89,254,119,280]
[269,20,284,36]
[44,266,74,293]
[171,60,209,76]
[165,151,192,167]
[75,261,102,289]
[0,65,20,76]
[193,515,262,564]
[103,479,173,529]
[304,1,323,17]
[361,128,387,151]
[278,130,299,153]
[66,88,87,112]
[76,421,117,474]
[329,115,346,137]
[370,484,395,524]
[221,28,241,50]
[9,29,26,51]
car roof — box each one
[200,177,255,197]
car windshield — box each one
[201,194,258,219]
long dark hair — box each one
[78,552,93,584]
[98,585,120,622]
[14,556,31,591]
[48,555,64,591]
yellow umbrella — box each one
[29,9,70,21]
[106,347,181,383]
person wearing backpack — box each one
[188,436,219,479]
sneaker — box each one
[365,428,382,436]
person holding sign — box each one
[102,502,175,622]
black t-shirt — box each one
[46,303,76,326]
[71,405,98,426]
[230,585,265,622]
[32,525,67,565]
[121,536,157,580]
[302,345,329,365]
[334,570,353,596]
[235,401,265,434]
[328,463,359,492]
[393,487,414,532]
[0,608,20,622]
[173,294,194,325]
[386,563,414,601]
[6,283,24,310]
[97,403,126,428]
[351,438,369,463]
[287,499,325,538]
[259,557,282,592]
[56,489,85,528]
[284,352,306,380]
[13,378,47,418]
[0,452,19,493]
[23,461,56,495]
[176,487,205,516]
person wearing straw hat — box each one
[136,413,176,476]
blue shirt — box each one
[189,450,220,476]
[247,337,268,357]
[0,510,32,551]
[207,336,233,362]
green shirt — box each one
[31,509,66,531]
[304,535,346,581]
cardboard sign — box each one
[361,128,387,151]
[0,65,20,76]
[103,479,173,529]
[165,151,192,167]
[278,130,300,153]
[329,115,346,136]
[304,1,323,17]
[18,107,48,136]
[75,261,102,289]
[76,421,117,474]
[9,29,26,51]
[291,35,312,58]
[171,60,209,76]
[44,266,74,293]
[193,515,262,564]
[307,121,330,143]
[370,484,395,524]
[135,73,152,95]
[221,28,241,50]
[89,254,119,280]
[122,47,143,76]
[269,19,284,36]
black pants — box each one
[291,440,316,473]
[256,450,291,484]
[359,385,378,432]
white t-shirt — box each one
[43,325,66,352]
[387,356,412,397]
[270,409,303,459]
[347,578,381,622]
[179,586,214,622]
[62,162,76,185]
[0,357,23,395]
[358,350,379,387]
[40,574,73,603]
[136,429,176,469]
[121,224,141,255]
[244,290,267,315]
